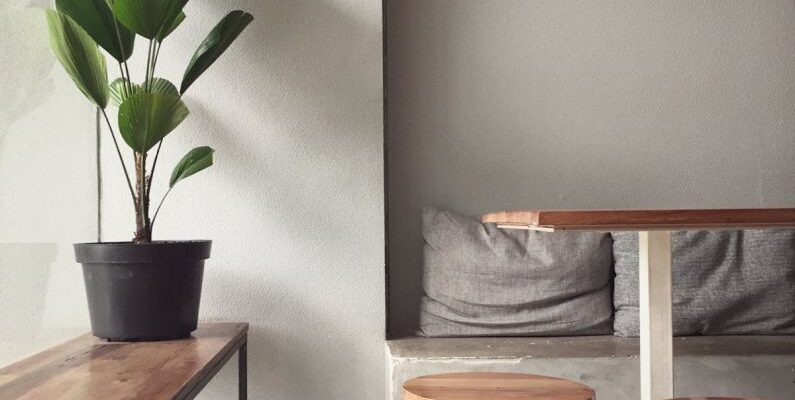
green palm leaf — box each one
[118,92,189,153]
[145,78,179,97]
[110,78,179,106]
[180,10,253,94]
[111,0,188,40]
[109,78,141,106]
[157,11,185,42]
[55,0,135,62]
[110,78,179,107]
[170,146,214,187]
[46,10,109,109]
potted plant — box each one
[45,0,252,341]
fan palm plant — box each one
[47,0,252,243]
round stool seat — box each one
[403,372,595,400]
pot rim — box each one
[74,240,212,263]
[74,240,212,246]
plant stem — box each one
[116,62,128,97]
[123,61,133,94]
[110,17,134,95]
[110,12,150,242]
[100,109,136,206]
[152,41,161,80]
[145,39,153,91]
[144,41,164,200]
[133,40,157,243]
[147,140,163,199]
[134,151,151,243]
[150,186,173,229]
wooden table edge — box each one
[482,208,795,231]
[0,322,249,400]
[174,322,248,400]
[494,222,795,232]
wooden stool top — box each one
[403,372,595,400]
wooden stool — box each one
[403,372,595,400]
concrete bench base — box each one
[386,336,795,400]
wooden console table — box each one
[481,208,795,400]
[0,322,248,400]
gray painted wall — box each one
[99,1,385,399]
[387,0,795,335]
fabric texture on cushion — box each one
[419,207,614,337]
[612,230,795,337]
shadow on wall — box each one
[186,1,380,250]
[201,273,373,400]
[0,243,56,363]
[387,2,567,336]
[0,2,59,360]
[169,1,384,399]
[0,2,54,160]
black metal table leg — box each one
[239,340,247,400]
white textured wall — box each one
[0,2,96,365]
[387,0,795,335]
[100,1,385,399]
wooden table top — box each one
[481,208,795,231]
[0,322,248,400]
[403,372,595,400]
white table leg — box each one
[638,231,673,400]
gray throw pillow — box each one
[419,208,614,337]
[612,230,795,337]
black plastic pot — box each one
[74,241,211,341]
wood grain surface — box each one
[481,208,795,231]
[0,322,247,400]
[403,372,595,400]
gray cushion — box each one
[419,208,614,337]
[612,230,795,337]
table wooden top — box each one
[0,322,248,400]
[481,208,795,231]
[403,372,595,400]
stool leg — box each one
[639,231,673,400]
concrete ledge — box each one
[386,336,795,400]
[387,335,795,359]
